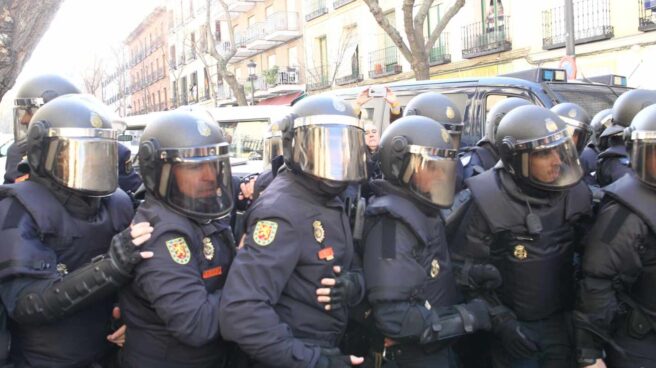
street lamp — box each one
[247,59,257,106]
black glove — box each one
[327,272,362,310]
[108,227,143,275]
[494,316,540,359]
[420,298,492,344]
[459,262,502,290]
[315,348,353,368]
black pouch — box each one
[627,307,653,340]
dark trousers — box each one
[381,344,458,368]
[491,312,575,368]
[606,324,656,368]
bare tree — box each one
[81,55,104,95]
[0,0,64,98]
[306,26,358,90]
[205,0,247,106]
[362,0,465,80]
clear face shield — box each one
[560,116,592,153]
[262,131,283,169]
[44,128,119,196]
[13,97,44,142]
[516,130,584,190]
[292,115,368,182]
[402,145,458,208]
[159,143,233,219]
[631,132,656,188]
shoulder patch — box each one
[253,220,278,246]
[166,237,191,264]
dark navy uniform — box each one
[460,143,498,181]
[579,145,599,186]
[118,144,141,194]
[456,168,592,367]
[576,175,656,367]
[596,143,632,187]
[219,170,363,367]
[0,181,132,367]
[119,197,234,368]
[3,140,27,184]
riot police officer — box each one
[4,74,81,184]
[580,109,612,186]
[219,95,367,367]
[403,92,465,192]
[550,102,591,155]
[452,105,593,367]
[118,110,236,368]
[0,94,152,367]
[575,104,656,368]
[597,89,656,187]
[251,121,285,201]
[460,97,532,180]
[362,115,494,367]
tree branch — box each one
[413,0,434,45]
[425,0,465,50]
[361,0,413,65]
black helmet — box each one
[589,108,613,149]
[497,105,583,191]
[278,95,367,183]
[482,97,533,145]
[403,92,463,148]
[14,74,81,142]
[624,104,656,189]
[139,110,233,220]
[26,94,120,196]
[379,115,458,208]
[550,102,592,154]
[262,121,283,170]
[601,89,656,141]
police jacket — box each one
[577,174,656,353]
[363,181,461,341]
[3,140,26,184]
[0,180,132,367]
[219,170,363,368]
[580,145,599,186]
[596,144,632,187]
[455,167,592,321]
[460,142,498,181]
[119,196,234,368]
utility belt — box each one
[618,293,656,340]
[381,338,455,362]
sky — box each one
[0,0,165,132]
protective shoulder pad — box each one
[366,194,430,245]
[604,174,656,234]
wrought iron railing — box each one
[461,16,511,58]
[333,0,356,10]
[639,0,656,31]
[542,0,613,49]
[428,33,451,66]
[369,46,402,79]
[305,0,328,21]
[306,66,331,91]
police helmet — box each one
[26,94,120,196]
[497,105,583,191]
[14,75,81,142]
[624,104,656,188]
[550,102,592,154]
[278,95,367,183]
[589,108,612,149]
[139,111,233,220]
[601,89,656,141]
[404,92,463,148]
[380,115,458,208]
[482,97,533,145]
[262,122,283,170]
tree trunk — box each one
[224,73,247,106]
[0,0,64,99]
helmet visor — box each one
[46,136,118,196]
[292,124,368,182]
[13,106,37,142]
[561,118,591,153]
[631,137,656,188]
[402,145,458,208]
[263,133,283,169]
[523,135,583,190]
[162,145,233,219]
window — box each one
[215,20,221,41]
[190,72,198,102]
[318,36,328,72]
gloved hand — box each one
[494,317,540,359]
[317,266,362,310]
[419,298,492,344]
[468,264,502,290]
[315,348,363,368]
[109,222,154,275]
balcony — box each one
[335,70,363,86]
[265,12,301,42]
[333,0,356,10]
[227,0,256,13]
[244,22,277,50]
[305,0,328,21]
[306,66,331,91]
[639,0,656,31]
[461,16,512,59]
[428,35,451,66]
[277,67,301,85]
[542,0,613,50]
[369,46,403,79]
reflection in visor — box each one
[13,107,35,141]
[263,135,283,168]
[525,137,583,189]
[403,152,457,208]
[166,158,233,219]
[47,138,118,195]
[563,124,590,153]
[292,125,367,182]
[631,140,656,188]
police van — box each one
[329,68,631,147]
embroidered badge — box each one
[166,237,191,265]
[202,237,215,260]
[318,246,334,261]
[430,259,440,278]
[313,220,325,243]
[514,245,528,260]
[253,220,278,246]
